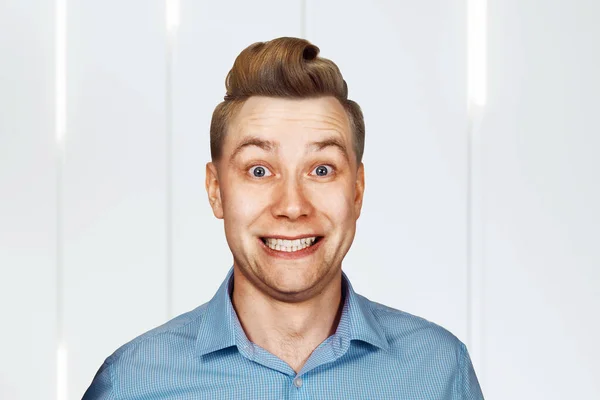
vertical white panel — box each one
[171,1,303,314]
[0,1,57,399]
[482,0,600,398]
[64,1,168,398]
[466,0,487,381]
[307,1,469,341]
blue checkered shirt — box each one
[83,267,484,399]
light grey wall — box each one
[62,0,169,394]
[478,0,600,397]
[0,1,57,398]
[0,1,598,399]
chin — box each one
[265,267,323,295]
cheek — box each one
[221,183,266,252]
[310,183,356,222]
[222,179,268,227]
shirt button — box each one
[293,376,303,388]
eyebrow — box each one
[229,136,277,163]
[308,137,350,162]
[229,135,350,163]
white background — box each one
[0,0,598,399]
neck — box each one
[230,266,345,372]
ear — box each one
[205,161,224,219]
[354,162,365,219]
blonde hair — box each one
[210,37,365,165]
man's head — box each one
[205,37,366,303]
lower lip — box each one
[259,237,324,259]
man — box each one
[83,37,484,399]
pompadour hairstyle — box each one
[209,37,365,165]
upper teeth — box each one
[263,237,317,252]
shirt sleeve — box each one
[457,342,485,400]
[81,360,116,400]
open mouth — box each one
[260,236,324,253]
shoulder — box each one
[360,294,464,359]
[84,304,211,398]
[104,302,209,368]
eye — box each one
[311,165,334,177]
[248,165,272,178]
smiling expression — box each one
[206,96,365,303]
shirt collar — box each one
[195,266,389,358]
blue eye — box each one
[249,165,272,178]
[313,165,333,177]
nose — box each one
[271,177,313,221]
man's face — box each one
[206,96,365,303]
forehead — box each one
[228,96,352,144]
